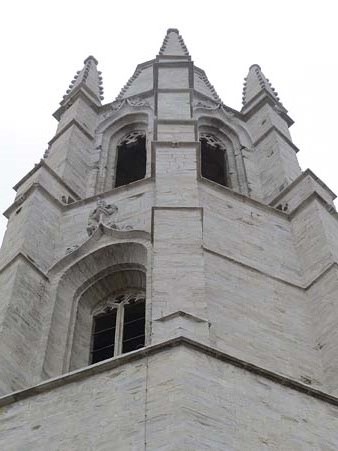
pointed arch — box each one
[42,239,151,379]
[196,114,253,195]
[95,111,153,193]
[200,133,229,187]
[115,130,147,187]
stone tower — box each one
[1,29,338,449]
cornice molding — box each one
[204,245,338,292]
[13,160,81,199]
[154,311,208,323]
[270,169,336,206]
[204,246,303,290]
[48,118,94,147]
[53,84,101,120]
[0,252,48,280]
[0,336,337,408]
[253,125,300,153]
[199,177,288,219]
[4,182,64,219]
[242,91,294,127]
[64,176,154,211]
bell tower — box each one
[1,29,338,450]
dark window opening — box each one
[200,136,228,187]
[122,299,145,354]
[115,132,146,188]
[91,310,116,364]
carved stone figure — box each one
[87,198,118,236]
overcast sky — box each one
[1,0,337,244]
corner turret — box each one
[241,64,293,126]
[54,55,103,121]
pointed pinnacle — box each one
[84,55,98,65]
[158,28,190,56]
[61,55,103,104]
[242,64,281,107]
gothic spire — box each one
[61,55,103,105]
[158,28,190,57]
[242,64,281,108]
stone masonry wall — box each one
[1,345,338,450]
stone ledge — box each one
[155,61,193,69]
[4,182,65,218]
[0,252,48,280]
[13,160,81,199]
[64,176,154,211]
[253,125,300,153]
[289,191,338,219]
[241,89,294,127]
[270,168,336,206]
[48,118,94,146]
[154,311,208,323]
[7,176,154,219]
[204,246,303,290]
[1,336,337,409]
[156,55,191,61]
[204,246,338,292]
[53,84,101,120]
[198,177,288,219]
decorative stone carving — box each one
[109,97,151,114]
[65,244,79,255]
[126,97,151,108]
[86,198,133,235]
[93,290,145,316]
[119,130,145,146]
[87,198,118,236]
[193,99,235,117]
[110,223,133,231]
[110,100,125,112]
[43,146,51,158]
[200,133,225,150]
[193,99,221,111]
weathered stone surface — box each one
[1,345,338,450]
[1,28,338,449]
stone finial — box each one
[60,54,103,105]
[242,64,281,107]
[84,55,98,65]
[159,28,190,56]
[167,28,179,34]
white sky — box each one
[1,0,337,244]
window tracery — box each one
[91,290,146,364]
[199,133,229,187]
[115,131,146,187]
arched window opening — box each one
[115,131,146,187]
[91,310,117,363]
[200,133,228,187]
[91,291,145,364]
